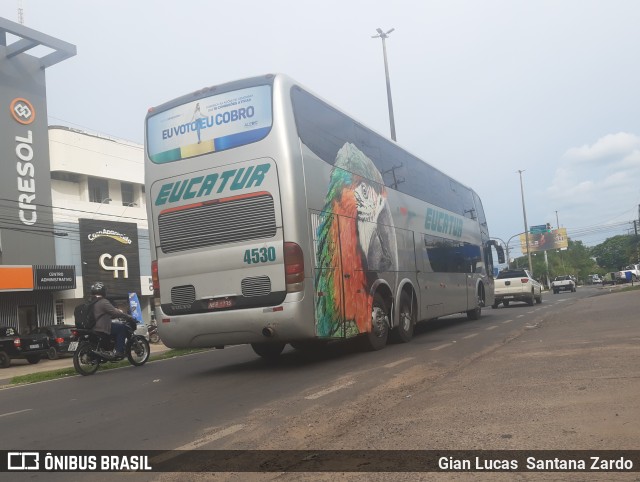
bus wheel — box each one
[251,342,285,360]
[392,292,415,343]
[467,288,484,320]
[360,293,389,351]
[467,305,481,320]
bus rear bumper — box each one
[155,292,316,348]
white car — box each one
[551,275,576,294]
[493,269,543,307]
[617,264,640,283]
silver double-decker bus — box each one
[144,74,504,358]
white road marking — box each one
[175,424,245,451]
[527,311,535,314]
[0,409,32,418]
[502,319,513,324]
[462,333,478,339]
[430,343,453,351]
[305,380,355,400]
[383,357,414,368]
[517,315,525,318]
[151,424,246,464]
[485,325,498,331]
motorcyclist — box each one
[90,282,136,359]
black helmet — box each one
[90,281,106,296]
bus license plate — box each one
[208,299,234,309]
[68,341,78,352]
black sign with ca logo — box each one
[79,219,141,299]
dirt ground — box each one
[153,290,639,481]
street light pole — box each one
[372,27,397,141]
[517,170,533,274]
[554,209,565,273]
[503,231,527,269]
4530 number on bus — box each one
[243,247,276,264]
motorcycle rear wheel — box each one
[73,342,100,376]
[127,336,150,366]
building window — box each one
[51,171,80,183]
[88,177,109,203]
[55,300,64,324]
[121,182,135,206]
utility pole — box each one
[18,0,24,24]
[555,209,564,272]
[518,170,533,274]
[372,28,397,141]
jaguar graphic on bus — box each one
[145,74,504,359]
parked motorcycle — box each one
[147,320,160,344]
[70,319,150,376]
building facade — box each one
[0,18,151,332]
[49,126,152,324]
[0,18,77,333]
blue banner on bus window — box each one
[128,292,143,324]
[146,85,273,163]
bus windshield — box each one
[146,84,273,164]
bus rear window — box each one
[147,85,273,163]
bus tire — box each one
[251,342,285,360]
[467,286,484,320]
[467,305,481,320]
[392,292,415,343]
[360,293,389,351]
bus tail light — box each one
[152,260,160,294]
[284,242,304,293]
[152,261,161,308]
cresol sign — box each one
[11,97,38,226]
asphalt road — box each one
[1,285,637,481]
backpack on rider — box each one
[74,299,99,330]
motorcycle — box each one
[147,319,161,344]
[69,319,150,376]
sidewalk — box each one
[0,341,170,386]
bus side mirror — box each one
[487,240,505,264]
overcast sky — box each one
[2,0,639,257]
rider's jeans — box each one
[111,323,128,354]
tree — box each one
[590,235,639,271]
[514,239,598,283]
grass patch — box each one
[617,284,640,292]
[9,348,209,386]
[11,367,77,384]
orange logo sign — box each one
[10,98,36,125]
